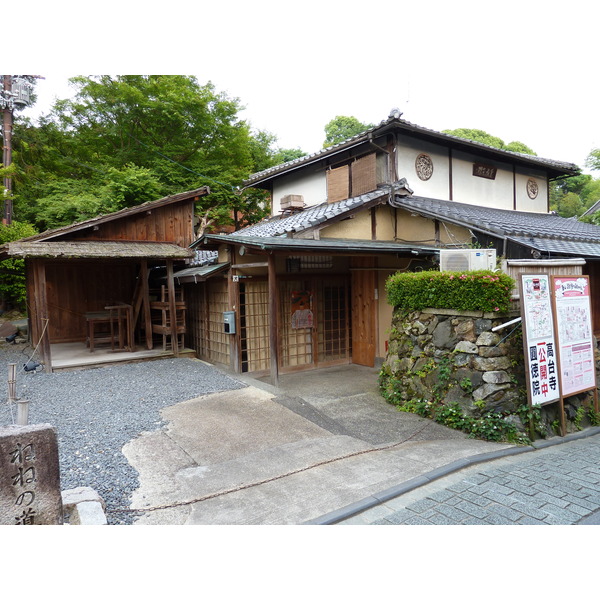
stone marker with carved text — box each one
[0,424,63,525]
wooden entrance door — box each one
[351,257,376,367]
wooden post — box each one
[141,260,153,350]
[268,253,279,387]
[559,397,566,437]
[228,271,240,373]
[34,261,52,373]
[166,260,179,357]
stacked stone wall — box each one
[382,308,524,417]
[380,307,599,437]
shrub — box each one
[0,221,38,312]
[385,269,514,313]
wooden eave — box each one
[4,240,194,260]
[199,234,438,257]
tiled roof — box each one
[392,196,600,257]
[227,187,392,239]
[245,114,579,185]
[200,234,438,255]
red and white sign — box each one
[552,276,596,397]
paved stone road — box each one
[339,432,600,525]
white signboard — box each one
[520,275,560,405]
[552,276,596,397]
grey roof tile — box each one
[245,115,579,185]
[393,196,600,257]
[230,188,390,238]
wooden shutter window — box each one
[327,165,350,203]
[351,153,377,196]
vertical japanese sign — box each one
[519,275,560,405]
[1,424,63,525]
[551,276,596,397]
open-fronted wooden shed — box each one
[1,187,209,371]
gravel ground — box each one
[0,341,246,525]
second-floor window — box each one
[326,152,377,203]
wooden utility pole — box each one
[1,75,42,224]
[2,75,13,224]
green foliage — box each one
[515,404,546,439]
[556,192,584,218]
[11,75,288,232]
[574,406,587,431]
[504,140,537,155]
[585,148,600,172]
[587,407,600,427]
[378,348,529,444]
[551,173,600,219]
[381,390,528,444]
[0,221,38,311]
[442,128,537,155]
[385,270,514,313]
[323,116,373,148]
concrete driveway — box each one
[122,362,513,524]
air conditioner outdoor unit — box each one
[439,248,497,272]
[280,194,304,210]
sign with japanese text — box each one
[0,424,63,525]
[472,163,497,180]
[551,276,596,397]
[519,275,560,405]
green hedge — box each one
[385,270,515,313]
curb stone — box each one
[304,426,600,525]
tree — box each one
[551,162,600,219]
[323,116,373,148]
[586,148,600,172]
[442,128,537,155]
[0,221,37,311]
[11,76,283,231]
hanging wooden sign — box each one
[473,163,497,180]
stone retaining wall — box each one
[380,307,598,436]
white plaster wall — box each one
[396,137,451,200]
[271,169,327,214]
[450,150,514,210]
[514,167,548,213]
[395,138,549,213]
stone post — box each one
[0,424,63,525]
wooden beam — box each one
[141,260,153,350]
[228,270,240,373]
[231,262,269,269]
[268,253,279,387]
[166,260,179,357]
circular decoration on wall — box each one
[527,178,539,199]
[415,153,433,181]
